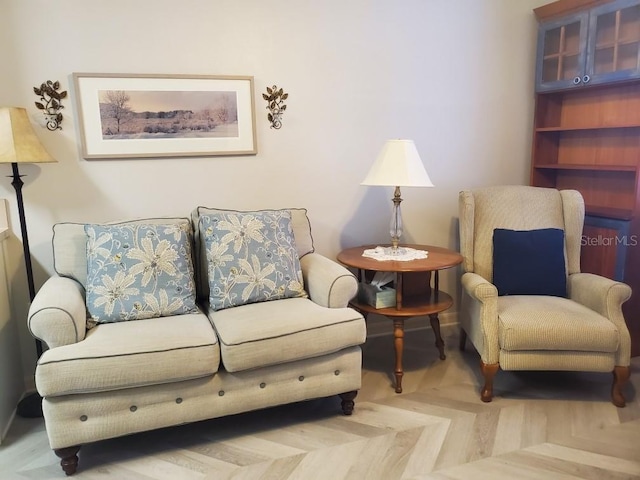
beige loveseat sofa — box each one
[28,208,366,475]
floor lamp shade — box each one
[0,107,56,418]
[0,108,56,164]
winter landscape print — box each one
[98,90,239,140]
[74,74,256,158]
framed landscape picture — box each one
[73,73,257,159]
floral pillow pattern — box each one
[85,221,198,324]
[200,210,307,311]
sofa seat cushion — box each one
[498,296,620,353]
[208,297,366,372]
[36,313,220,397]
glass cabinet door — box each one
[587,0,640,85]
[536,12,589,92]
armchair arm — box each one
[28,276,87,349]
[299,253,358,308]
[461,272,498,301]
[460,272,500,365]
[568,272,631,364]
[568,272,631,317]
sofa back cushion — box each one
[199,209,307,310]
[84,221,198,323]
[53,217,194,288]
[192,207,314,302]
[53,209,315,305]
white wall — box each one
[0,0,548,396]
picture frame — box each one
[73,73,257,159]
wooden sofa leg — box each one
[612,366,630,408]
[339,391,357,415]
[54,446,81,476]
[480,362,499,403]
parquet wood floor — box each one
[1,323,639,479]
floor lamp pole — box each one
[11,162,44,418]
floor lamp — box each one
[0,107,56,418]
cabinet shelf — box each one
[534,163,637,171]
[536,124,640,131]
[543,50,580,60]
[585,204,635,220]
[595,37,640,50]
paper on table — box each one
[362,246,428,261]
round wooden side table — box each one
[337,244,463,393]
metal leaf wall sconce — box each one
[34,80,67,130]
[263,85,288,129]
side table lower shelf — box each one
[350,290,453,393]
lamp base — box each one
[390,186,403,250]
[17,391,43,418]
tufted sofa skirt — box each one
[43,346,361,449]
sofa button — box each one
[130,406,137,412]
[334,370,340,376]
[260,382,266,389]
[79,415,88,422]
[176,397,183,404]
[218,390,225,396]
[298,376,304,381]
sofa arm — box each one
[28,276,87,349]
[299,253,358,308]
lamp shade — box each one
[361,139,433,187]
[0,107,56,164]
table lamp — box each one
[0,107,56,417]
[361,139,433,251]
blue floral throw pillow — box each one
[200,210,307,311]
[85,221,198,324]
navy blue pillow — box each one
[492,228,567,297]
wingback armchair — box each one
[458,185,632,407]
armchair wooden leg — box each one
[339,391,357,416]
[612,366,630,408]
[480,362,499,403]
[459,328,467,351]
[54,446,81,476]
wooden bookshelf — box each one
[532,0,640,355]
[531,83,640,219]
